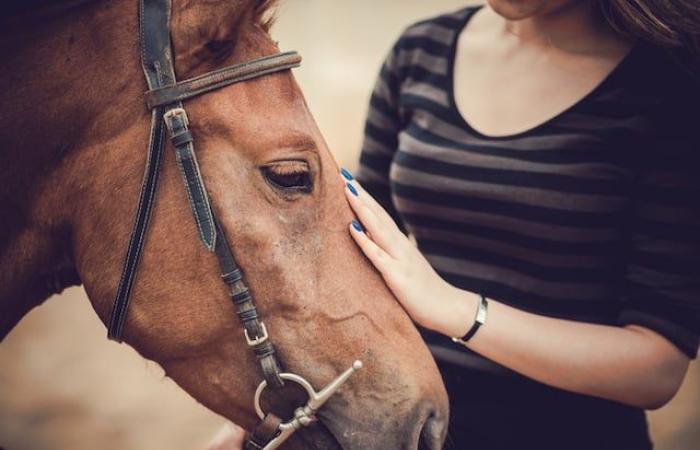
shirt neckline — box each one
[446,6,641,141]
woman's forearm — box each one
[432,286,690,410]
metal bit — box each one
[254,360,363,450]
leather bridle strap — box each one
[244,414,284,450]
[145,51,302,109]
[109,0,218,338]
[107,0,175,340]
[212,215,284,388]
[108,0,296,392]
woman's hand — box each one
[341,169,476,337]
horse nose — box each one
[416,404,448,450]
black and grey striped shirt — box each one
[357,6,700,364]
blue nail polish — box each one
[340,167,354,181]
[352,220,363,232]
[347,182,358,196]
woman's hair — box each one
[600,0,700,54]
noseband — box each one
[107,1,361,448]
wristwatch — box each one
[451,293,488,346]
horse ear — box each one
[254,0,279,31]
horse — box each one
[0,1,449,449]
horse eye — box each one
[262,163,313,194]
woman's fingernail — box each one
[340,167,354,181]
[347,182,358,196]
[351,220,363,232]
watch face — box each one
[476,299,488,325]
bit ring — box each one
[254,373,318,420]
[253,360,363,421]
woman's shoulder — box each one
[632,41,700,89]
[630,42,699,127]
[383,5,479,79]
[404,6,479,33]
[611,41,698,158]
[390,6,479,52]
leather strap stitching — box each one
[144,51,301,109]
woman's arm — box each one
[342,174,693,410]
[440,288,688,410]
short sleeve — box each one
[617,102,700,358]
[356,42,406,229]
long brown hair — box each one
[600,0,700,58]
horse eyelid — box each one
[260,166,314,195]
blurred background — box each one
[1,1,698,449]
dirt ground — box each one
[2,1,698,449]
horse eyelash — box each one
[261,165,313,193]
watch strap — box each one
[452,294,488,345]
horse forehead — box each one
[172,0,245,29]
[188,79,316,150]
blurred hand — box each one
[205,422,246,450]
[340,169,475,337]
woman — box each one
[343,0,699,449]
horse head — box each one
[0,1,448,448]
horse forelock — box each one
[253,0,279,31]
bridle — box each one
[106,1,361,449]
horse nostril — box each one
[418,409,447,450]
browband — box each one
[144,51,302,109]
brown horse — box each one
[0,0,448,449]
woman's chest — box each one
[389,109,644,243]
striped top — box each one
[357,6,700,364]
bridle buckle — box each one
[245,322,269,346]
[163,107,189,133]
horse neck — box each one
[0,0,141,337]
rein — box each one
[106,1,361,448]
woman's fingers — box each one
[348,220,391,274]
[341,170,405,257]
[341,168,402,233]
[344,183,404,257]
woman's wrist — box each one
[421,283,480,338]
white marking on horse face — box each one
[276,212,289,223]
